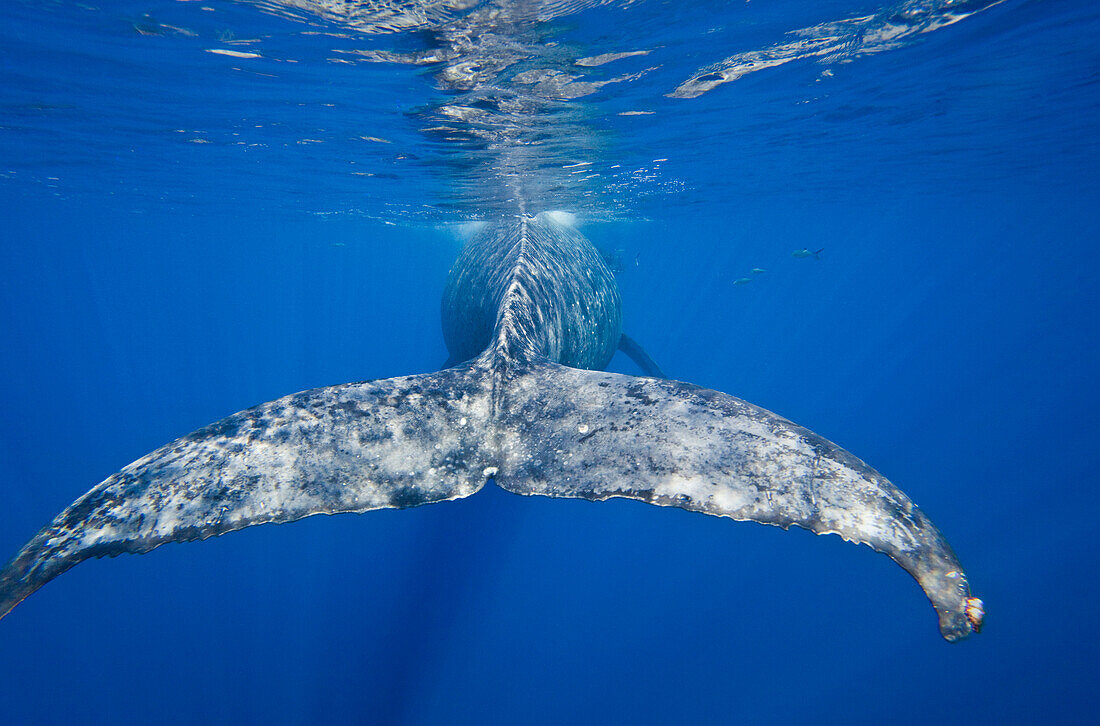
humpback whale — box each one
[0,214,983,640]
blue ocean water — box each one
[1,0,1097,723]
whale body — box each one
[0,215,983,640]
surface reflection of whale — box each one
[0,214,982,640]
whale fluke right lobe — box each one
[492,360,979,641]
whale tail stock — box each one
[0,355,980,640]
[446,333,665,378]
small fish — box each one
[792,248,825,259]
[133,21,195,37]
[331,242,347,247]
[733,277,752,285]
[634,252,640,268]
[751,267,766,274]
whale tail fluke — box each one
[492,360,981,641]
[0,356,980,640]
[0,365,496,622]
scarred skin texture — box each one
[0,215,981,640]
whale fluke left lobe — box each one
[0,365,494,621]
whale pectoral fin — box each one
[440,353,469,370]
[617,333,666,378]
[0,367,493,620]
[495,362,980,641]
